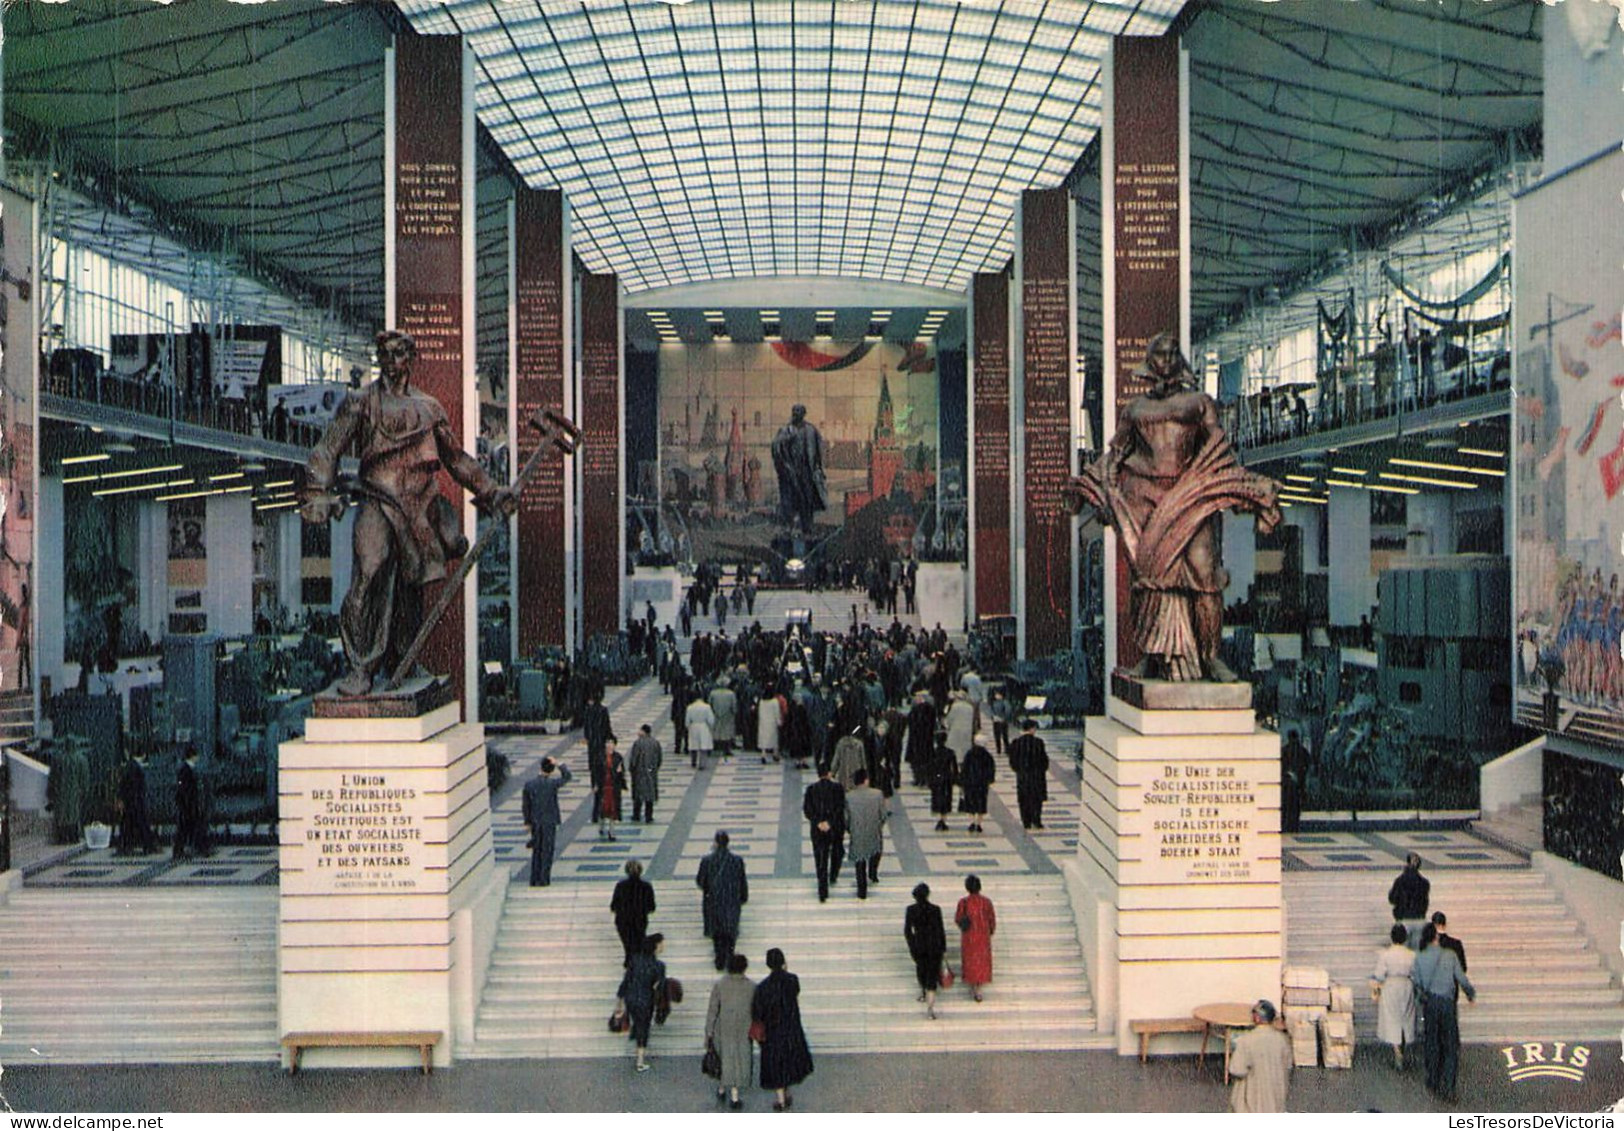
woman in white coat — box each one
[757,683,783,764]
[1371,922,1417,1069]
[686,693,716,771]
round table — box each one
[1192,1002,1256,1084]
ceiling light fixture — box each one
[102,464,184,481]
[1379,471,1476,490]
[1457,448,1504,459]
[1284,474,1318,483]
[263,480,296,490]
[1391,457,1504,478]
[91,478,194,498]
[1279,494,1327,505]
[1330,467,1368,477]
[62,453,110,465]
[1366,483,1420,495]
[209,472,246,482]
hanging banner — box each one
[1020,188,1075,658]
[579,272,622,642]
[392,34,473,710]
[972,269,1012,618]
[514,187,569,653]
[1110,34,1183,672]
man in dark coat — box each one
[582,690,612,823]
[1431,910,1468,989]
[905,693,936,786]
[802,766,847,902]
[610,859,657,966]
[1388,852,1430,946]
[696,830,749,970]
[522,757,572,886]
[172,747,209,859]
[116,755,155,855]
[628,724,662,823]
[1008,719,1049,830]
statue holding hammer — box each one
[301,329,577,698]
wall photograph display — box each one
[657,340,939,565]
[1513,148,1624,742]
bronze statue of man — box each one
[1071,332,1281,683]
[301,330,515,696]
[771,403,827,534]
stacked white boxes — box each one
[1281,966,1330,1068]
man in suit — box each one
[172,747,209,859]
[803,765,847,902]
[1008,719,1049,830]
[522,756,572,887]
[1431,910,1468,987]
[696,830,748,970]
[582,690,612,822]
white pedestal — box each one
[1074,696,1283,1055]
[278,701,503,1070]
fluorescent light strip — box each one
[1324,478,1365,489]
[1284,474,1318,484]
[1367,483,1420,495]
[1390,457,1504,478]
[1330,467,1367,477]
[208,472,246,482]
[1457,448,1504,458]
[62,473,101,485]
[102,464,184,481]
[1379,471,1477,490]
[61,453,110,465]
[91,478,194,498]
[255,500,301,512]
[222,484,253,493]
[1279,495,1327,505]
[263,480,296,489]
[155,488,224,502]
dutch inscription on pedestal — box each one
[1137,762,1260,883]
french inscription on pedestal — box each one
[294,771,429,893]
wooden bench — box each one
[1130,1017,1208,1064]
[281,1030,442,1075]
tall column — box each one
[513,187,572,653]
[1014,189,1077,659]
[970,269,1013,621]
[386,34,478,715]
[578,272,623,642]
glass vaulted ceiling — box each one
[400,0,1180,294]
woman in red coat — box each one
[598,737,626,841]
[954,874,996,1001]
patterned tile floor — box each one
[22,588,1525,887]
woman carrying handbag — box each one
[705,953,756,1109]
[955,874,996,1003]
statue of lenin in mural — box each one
[771,403,827,535]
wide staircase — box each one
[0,888,279,1063]
[0,688,34,743]
[1284,869,1621,1043]
[464,874,1103,1059]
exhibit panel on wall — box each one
[1512,147,1624,744]
[656,340,941,566]
[0,186,36,697]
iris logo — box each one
[1499,1042,1591,1083]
